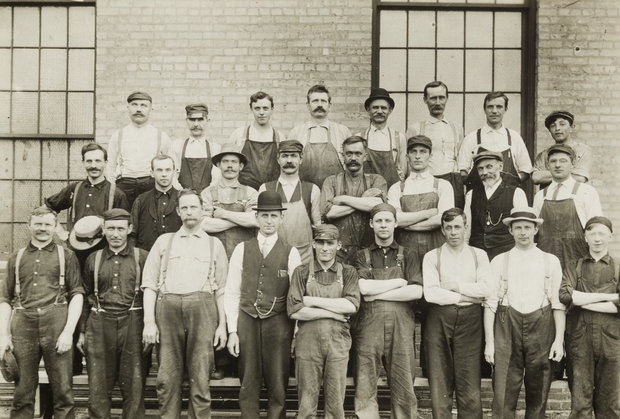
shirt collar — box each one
[104,244,131,259]
[485,177,503,192]
[257,232,278,247]
[369,240,400,251]
[218,180,240,189]
[155,187,173,199]
[550,176,575,189]
[27,241,56,252]
[408,169,431,180]
[370,125,390,135]
[85,178,107,190]
[278,175,300,187]
[426,116,448,125]
[188,136,207,144]
[179,226,206,239]
[583,253,612,264]
[309,120,330,129]
[313,260,338,273]
[482,123,506,135]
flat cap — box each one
[545,110,574,129]
[547,143,575,160]
[585,216,613,233]
[103,208,131,221]
[314,224,340,240]
[473,151,503,166]
[370,203,397,220]
[407,135,432,151]
[127,91,152,103]
[278,140,304,154]
[185,103,209,118]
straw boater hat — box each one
[69,215,104,250]
[252,191,287,212]
[211,143,249,167]
[502,207,544,227]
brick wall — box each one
[537,0,620,253]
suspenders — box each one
[364,246,404,269]
[245,125,279,143]
[92,247,142,312]
[420,120,460,161]
[399,177,439,197]
[116,128,163,177]
[499,251,551,308]
[435,245,479,281]
[71,181,116,224]
[542,181,581,199]
[14,245,66,309]
[306,261,344,288]
[575,257,620,286]
[210,184,248,207]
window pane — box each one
[42,141,69,179]
[14,140,40,179]
[0,182,12,222]
[0,96,10,137]
[408,50,435,92]
[69,139,92,179]
[41,7,67,48]
[13,7,39,48]
[12,49,39,91]
[68,49,94,91]
[40,92,66,134]
[11,92,38,134]
[494,49,521,91]
[0,49,10,90]
[14,182,40,222]
[0,7,11,47]
[380,11,407,48]
[379,49,407,92]
[437,50,464,91]
[40,49,67,90]
[443,93,464,127]
[407,92,428,129]
[69,7,95,48]
[67,92,94,134]
[495,12,521,48]
[466,12,493,48]
[497,0,525,4]
[389,93,407,134]
[408,11,435,48]
[465,49,492,92]
[437,11,464,48]
[504,93,521,132]
[464,93,487,134]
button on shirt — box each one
[387,170,455,212]
[229,123,287,146]
[225,233,302,333]
[533,177,602,228]
[407,117,464,175]
[350,241,423,285]
[142,228,229,295]
[169,136,221,190]
[423,244,493,306]
[201,181,259,215]
[0,241,83,309]
[487,247,564,314]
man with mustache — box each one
[321,136,387,263]
[458,92,532,191]
[170,103,221,193]
[129,155,183,251]
[288,85,352,188]
[228,91,287,190]
[107,92,172,207]
[259,140,321,265]
[355,88,407,188]
[407,81,465,208]
[532,110,592,189]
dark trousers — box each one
[85,309,146,419]
[295,319,351,419]
[10,304,74,419]
[566,311,620,418]
[492,305,554,419]
[156,292,217,419]
[116,176,154,208]
[353,301,418,419]
[425,304,483,419]
[238,310,294,419]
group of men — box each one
[0,82,616,419]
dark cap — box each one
[127,91,152,103]
[547,143,575,160]
[585,216,613,233]
[278,140,304,154]
[545,110,574,129]
[103,208,131,222]
[185,103,209,118]
[0,351,18,382]
[370,203,397,220]
[473,151,503,166]
[253,191,287,212]
[211,143,249,167]
[364,88,395,110]
[314,224,340,240]
[407,135,432,151]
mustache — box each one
[283,163,297,168]
[313,107,326,112]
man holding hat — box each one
[532,110,592,189]
[484,207,565,418]
[142,189,229,419]
[259,140,321,265]
[170,103,221,193]
[229,91,287,190]
[355,88,407,187]
[350,203,423,419]
[560,216,620,418]
[225,191,302,419]
[407,81,465,208]
[287,224,360,419]
[0,206,84,419]
[464,151,528,261]
[77,208,149,419]
[288,85,352,188]
[107,91,172,207]
[321,135,387,264]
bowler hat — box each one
[211,143,249,167]
[69,216,104,250]
[253,191,287,212]
[503,207,544,227]
[127,91,152,103]
[364,88,395,110]
[1,351,18,382]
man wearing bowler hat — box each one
[107,91,172,207]
[170,103,221,193]
[0,206,84,419]
[225,191,302,419]
[355,88,407,187]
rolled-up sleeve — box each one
[65,250,84,299]
[141,234,166,292]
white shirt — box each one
[423,243,493,306]
[355,126,408,180]
[532,177,602,228]
[169,136,221,190]
[487,246,564,314]
[228,123,287,146]
[387,170,455,213]
[224,233,302,332]
[258,176,322,226]
[407,117,464,175]
[287,119,352,168]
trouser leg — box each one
[295,325,324,419]
[593,320,620,418]
[492,307,523,419]
[85,312,118,419]
[261,313,294,419]
[353,315,383,419]
[10,311,41,419]
[452,306,482,419]
[323,323,350,419]
[566,315,594,419]
[118,311,146,419]
[238,311,263,419]
[425,305,455,419]
[522,308,553,419]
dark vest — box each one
[134,188,183,251]
[240,237,292,319]
[470,182,517,250]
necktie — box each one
[551,183,562,200]
[261,240,269,258]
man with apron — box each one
[350,203,423,419]
[423,208,493,419]
[259,140,321,265]
[355,88,407,188]
[321,136,387,264]
[407,81,465,208]
[142,190,229,419]
[170,103,221,193]
[76,209,149,419]
[484,207,565,419]
[458,92,532,192]
[107,91,172,207]
[229,91,287,190]
[560,216,620,418]
[532,110,592,189]
[0,206,84,419]
[288,85,352,188]
[225,191,302,419]
[287,224,360,419]
[130,155,182,251]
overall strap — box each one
[506,128,512,146]
[433,177,439,193]
[364,127,371,140]
[206,139,211,159]
[210,185,219,205]
[571,181,581,196]
[420,121,426,136]
[202,235,216,294]
[238,184,248,203]
[469,246,479,270]
[500,253,510,305]
[71,181,84,223]
[158,233,177,291]
[336,262,343,284]
[156,129,162,155]
[397,245,404,267]
[576,257,584,280]
[307,260,316,284]
[181,138,190,158]
[543,186,549,198]
[399,179,406,197]
[129,247,142,310]
[448,120,461,158]
[107,181,116,211]
[93,249,104,311]
[245,125,251,141]
[272,127,279,143]
[116,128,124,170]
[614,258,620,282]
[14,248,26,307]
[364,248,372,269]
[476,129,482,145]
[53,245,66,305]
[543,252,552,305]
[436,246,443,280]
